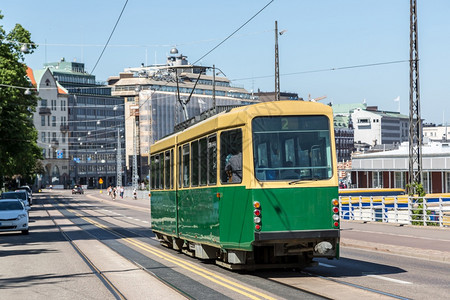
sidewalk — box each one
[340,220,450,263]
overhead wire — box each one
[90,0,129,74]
[232,59,411,81]
[193,0,274,65]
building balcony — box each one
[39,107,51,115]
[60,124,69,133]
[51,139,59,148]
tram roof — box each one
[151,100,333,153]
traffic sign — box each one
[99,178,104,184]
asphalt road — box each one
[1,189,449,299]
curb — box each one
[340,238,450,264]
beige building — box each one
[27,67,70,187]
[109,50,258,183]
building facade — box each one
[423,124,450,142]
[28,67,70,188]
[351,106,409,147]
[109,50,258,184]
[351,142,450,193]
[44,58,126,188]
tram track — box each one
[45,195,280,299]
[43,195,190,300]
[43,197,126,300]
[46,194,408,299]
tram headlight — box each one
[254,217,261,224]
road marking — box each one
[366,274,412,285]
[67,207,276,300]
[142,221,149,223]
[318,263,336,268]
[348,229,450,243]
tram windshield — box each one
[252,115,333,181]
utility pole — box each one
[408,0,422,193]
[212,64,216,110]
[274,21,280,101]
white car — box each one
[0,199,29,235]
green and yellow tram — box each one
[150,100,340,269]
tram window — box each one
[200,137,207,186]
[159,153,164,189]
[208,134,217,185]
[253,116,332,181]
[183,144,190,187]
[220,129,242,184]
[155,154,160,189]
[164,150,171,189]
[178,146,182,187]
[170,149,174,189]
[150,155,156,189]
[255,143,268,180]
[191,141,199,187]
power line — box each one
[90,0,129,74]
[193,0,274,65]
[232,59,411,81]
[26,29,273,49]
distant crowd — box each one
[107,185,138,200]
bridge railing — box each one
[339,195,450,227]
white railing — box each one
[339,195,450,227]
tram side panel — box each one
[151,190,177,237]
[218,186,254,251]
[177,188,220,245]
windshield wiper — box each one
[289,179,304,185]
[289,177,321,185]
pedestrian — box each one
[112,187,117,200]
[119,186,124,199]
[107,186,112,196]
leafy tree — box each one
[0,11,41,187]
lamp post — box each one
[116,128,123,187]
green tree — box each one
[0,11,41,187]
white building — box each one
[351,106,409,147]
[351,141,450,193]
[27,67,70,187]
[423,125,450,142]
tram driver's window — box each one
[220,129,242,184]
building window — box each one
[372,171,383,188]
[394,172,403,189]
[41,116,45,126]
[52,116,56,127]
[423,172,430,193]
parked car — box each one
[0,199,29,235]
[16,187,32,205]
[1,191,31,207]
[72,186,84,194]
[18,185,32,195]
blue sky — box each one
[2,0,449,124]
